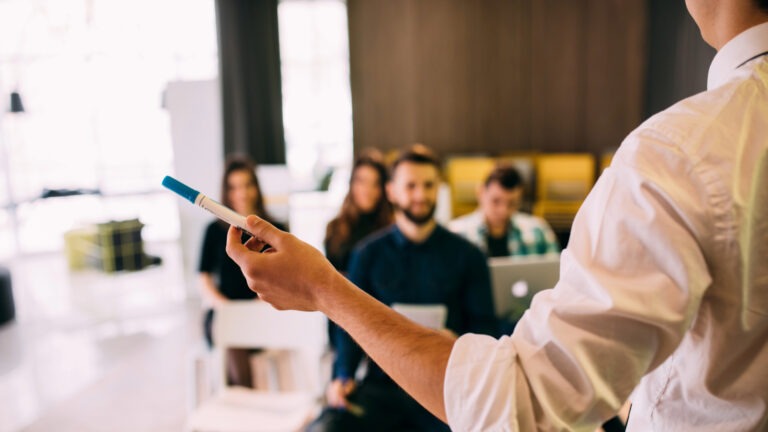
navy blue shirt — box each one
[333,224,497,382]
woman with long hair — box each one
[198,155,284,387]
[324,151,393,274]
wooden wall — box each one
[347,0,647,156]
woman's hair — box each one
[220,155,274,224]
[325,152,393,257]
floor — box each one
[0,238,627,432]
[0,242,203,432]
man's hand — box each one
[326,378,356,409]
[225,215,342,311]
[226,215,453,423]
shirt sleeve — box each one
[332,246,367,380]
[444,133,713,431]
[198,222,218,273]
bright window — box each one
[0,0,218,255]
[278,0,353,189]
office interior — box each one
[0,1,715,431]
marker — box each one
[162,175,252,236]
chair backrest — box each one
[214,300,328,351]
[213,300,329,394]
[535,153,596,202]
[255,165,292,224]
[445,156,496,217]
[600,150,616,174]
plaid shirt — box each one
[448,210,560,256]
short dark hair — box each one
[390,144,441,177]
[484,165,523,190]
[759,0,768,13]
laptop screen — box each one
[488,255,560,320]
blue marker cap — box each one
[162,176,200,204]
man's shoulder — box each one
[352,225,396,254]
[629,68,765,154]
[512,212,551,231]
[448,211,483,233]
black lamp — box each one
[10,91,24,113]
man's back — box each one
[624,43,768,431]
[444,24,768,431]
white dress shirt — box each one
[444,22,768,431]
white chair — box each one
[186,300,329,432]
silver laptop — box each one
[391,303,448,330]
[489,255,560,320]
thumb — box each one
[225,215,284,266]
[244,215,285,249]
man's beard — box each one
[395,202,436,226]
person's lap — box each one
[306,380,449,432]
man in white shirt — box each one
[226,0,768,430]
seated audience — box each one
[324,151,393,348]
[307,145,497,432]
[449,164,559,257]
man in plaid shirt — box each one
[448,165,559,257]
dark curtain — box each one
[644,0,716,118]
[216,0,286,164]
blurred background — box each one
[0,0,713,431]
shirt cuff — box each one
[334,373,351,381]
[444,333,528,431]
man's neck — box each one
[485,219,508,238]
[395,214,437,244]
[709,9,768,50]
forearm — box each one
[319,274,456,422]
[225,218,456,421]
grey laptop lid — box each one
[489,255,560,320]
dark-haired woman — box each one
[323,154,393,345]
[305,154,393,431]
[324,153,393,274]
[198,155,285,387]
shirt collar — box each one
[476,211,515,237]
[391,223,441,248]
[708,21,768,90]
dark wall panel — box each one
[529,0,586,153]
[584,0,647,152]
[348,0,649,157]
[465,0,531,152]
[347,0,418,150]
[644,0,715,118]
